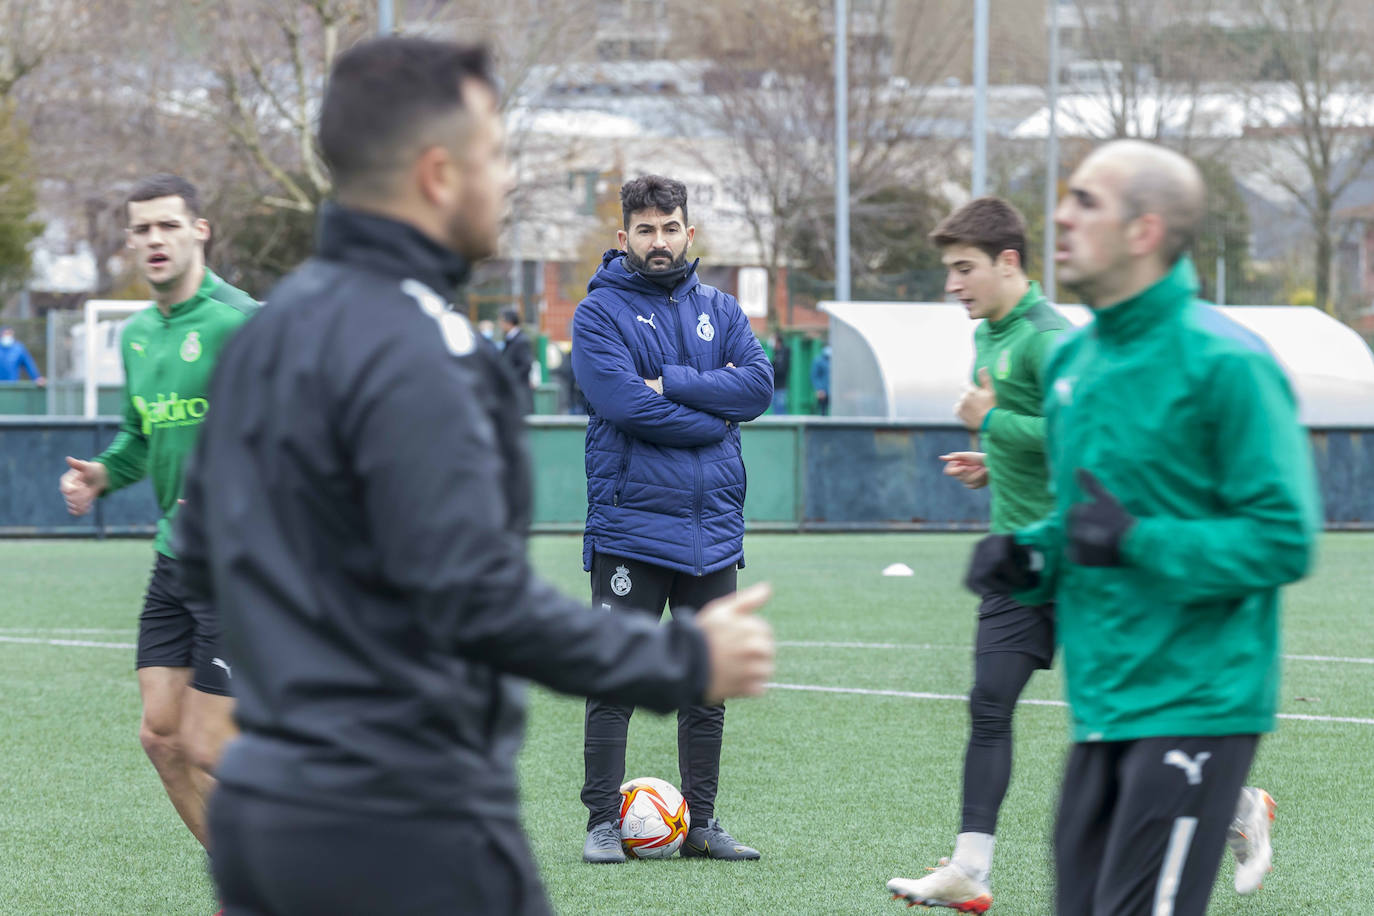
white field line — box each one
[778,640,1374,666]
[4,634,1370,725]
[766,682,1374,727]
[6,632,1372,664]
[0,627,136,634]
[0,635,136,649]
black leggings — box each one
[960,649,1042,834]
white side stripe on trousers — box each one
[1153,816,1197,916]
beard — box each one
[625,247,687,275]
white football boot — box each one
[1227,786,1276,894]
[888,859,992,912]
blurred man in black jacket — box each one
[175,37,774,916]
[500,305,535,413]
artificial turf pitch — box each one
[2,533,1371,914]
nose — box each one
[1054,197,1073,231]
[945,271,961,294]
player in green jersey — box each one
[888,198,1067,912]
[59,175,257,859]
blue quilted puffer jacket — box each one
[571,251,773,576]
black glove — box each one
[1067,469,1135,567]
[965,534,1040,596]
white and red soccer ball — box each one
[618,777,690,859]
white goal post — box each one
[81,299,150,418]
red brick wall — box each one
[542,262,578,341]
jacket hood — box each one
[588,250,701,298]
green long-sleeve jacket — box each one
[974,282,1070,533]
[96,268,258,557]
[1017,259,1321,742]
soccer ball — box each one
[618,777,690,859]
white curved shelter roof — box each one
[820,301,1374,427]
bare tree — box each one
[1064,0,1227,147]
[1237,0,1374,317]
[671,0,967,314]
[0,0,83,98]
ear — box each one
[1127,212,1167,258]
[192,218,211,244]
[415,144,460,209]
[616,228,628,249]
[685,225,696,248]
[997,248,1021,275]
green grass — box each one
[2,534,1372,914]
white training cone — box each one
[882,563,914,577]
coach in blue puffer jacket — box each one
[571,175,772,864]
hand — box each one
[644,377,663,394]
[726,362,735,368]
[695,582,775,704]
[939,451,989,489]
[964,534,1040,595]
[955,368,997,431]
[1067,469,1135,567]
[59,457,109,517]
[35,376,46,388]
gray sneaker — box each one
[582,820,626,864]
[681,818,760,860]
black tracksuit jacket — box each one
[175,205,710,819]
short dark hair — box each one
[929,196,1029,271]
[318,37,495,197]
[126,174,201,222]
[500,306,520,326]
[620,175,689,229]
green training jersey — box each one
[972,282,1069,533]
[96,268,258,557]
[1016,259,1321,741]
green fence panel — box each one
[528,418,589,530]
[0,385,44,415]
[741,422,799,524]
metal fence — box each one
[4,417,1372,537]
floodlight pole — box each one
[378,0,393,34]
[1043,0,1060,301]
[972,0,989,197]
[834,0,851,302]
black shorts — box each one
[975,592,1055,669]
[136,553,231,697]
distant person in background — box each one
[555,345,586,415]
[0,326,44,384]
[500,305,535,413]
[769,332,789,414]
[810,344,831,415]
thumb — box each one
[65,456,90,472]
[727,582,773,615]
[978,368,994,389]
[1075,468,1115,503]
